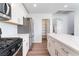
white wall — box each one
[53,14,67,34]
[0,22,17,37]
[30,13,53,43]
[74,10,79,36]
[53,14,74,35]
[67,14,74,34]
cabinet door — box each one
[47,36,55,56]
[55,41,79,56]
[11,3,19,23]
[55,41,68,56]
[23,40,29,56]
[19,35,29,56]
[60,44,79,56]
[11,3,24,25]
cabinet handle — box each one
[48,43,50,47]
[61,48,69,54]
[55,49,58,56]
[49,42,51,47]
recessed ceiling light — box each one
[64,5,68,8]
[33,4,37,7]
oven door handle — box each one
[13,44,22,56]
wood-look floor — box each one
[27,38,49,56]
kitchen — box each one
[0,3,79,56]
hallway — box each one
[27,38,49,56]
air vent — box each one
[55,10,74,14]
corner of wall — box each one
[32,40,42,43]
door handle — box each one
[61,48,69,54]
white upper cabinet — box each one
[11,3,28,25]
[5,3,28,25]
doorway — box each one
[42,19,49,43]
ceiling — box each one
[23,3,79,14]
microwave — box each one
[0,3,11,21]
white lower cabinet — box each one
[55,41,79,56]
[47,36,55,56]
[18,34,29,56]
[47,35,79,56]
[55,41,68,56]
[23,40,29,56]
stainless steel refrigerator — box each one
[17,17,34,50]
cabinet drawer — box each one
[55,41,79,56]
[60,44,79,56]
[47,36,55,43]
[55,41,67,56]
[47,41,55,56]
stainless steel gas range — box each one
[0,28,22,56]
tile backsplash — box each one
[0,22,17,37]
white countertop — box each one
[1,34,29,38]
[48,33,79,52]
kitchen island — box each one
[47,33,79,56]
